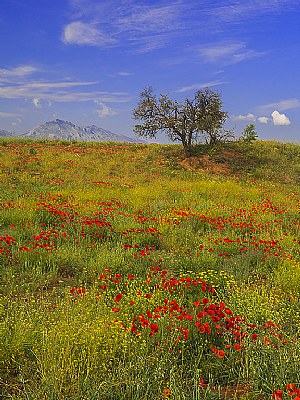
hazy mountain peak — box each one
[0,129,14,137]
[22,119,143,143]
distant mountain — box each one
[22,119,143,143]
[0,129,14,137]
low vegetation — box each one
[1,137,300,399]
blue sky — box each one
[0,0,300,142]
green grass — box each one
[1,138,300,399]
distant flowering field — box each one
[0,139,299,399]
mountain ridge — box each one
[1,119,144,143]
[0,129,14,137]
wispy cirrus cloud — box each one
[0,64,130,106]
[62,0,187,53]
[258,98,300,112]
[0,65,38,80]
[211,0,300,23]
[62,0,300,55]
[197,42,265,64]
[0,111,21,118]
[62,21,117,46]
[115,71,133,77]
[176,81,225,93]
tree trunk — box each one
[183,141,192,157]
[181,132,191,158]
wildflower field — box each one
[1,138,300,399]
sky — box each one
[0,0,300,143]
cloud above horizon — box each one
[95,101,117,117]
[271,110,291,126]
[0,65,38,81]
[62,0,294,56]
[231,113,256,121]
[176,81,225,93]
[0,111,21,118]
[258,116,269,124]
[197,42,265,64]
[0,64,130,105]
[32,98,42,108]
[62,21,117,47]
[259,98,300,112]
[62,1,185,53]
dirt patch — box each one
[209,384,256,399]
[179,155,233,175]
[178,147,248,177]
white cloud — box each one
[26,81,99,89]
[0,67,129,104]
[197,42,265,64]
[115,4,182,36]
[258,116,269,124]
[176,81,225,93]
[32,98,42,108]
[231,113,256,121]
[0,65,38,80]
[62,0,300,55]
[271,110,291,126]
[199,43,244,62]
[95,101,117,117]
[11,118,22,126]
[211,0,300,23]
[0,111,21,118]
[62,21,116,46]
[259,98,300,112]
[115,71,133,77]
[62,1,186,53]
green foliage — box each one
[132,87,229,156]
[240,124,258,144]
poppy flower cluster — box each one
[95,264,288,358]
[272,384,300,400]
[19,229,67,252]
[0,234,16,255]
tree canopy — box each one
[132,87,229,156]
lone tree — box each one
[132,86,229,157]
[240,123,258,143]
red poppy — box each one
[262,337,270,345]
[217,349,226,358]
[77,287,86,296]
[193,299,201,308]
[114,293,122,302]
[234,343,242,351]
[272,390,283,400]
[286,384,300,397]
[199,378,207,387]
[70,287,76,294]
[150,323,159,333]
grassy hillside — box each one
[1,138,300,399]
